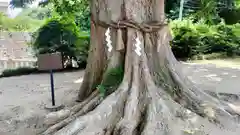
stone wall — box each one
[0,32,36,73]
[0,1,8,14]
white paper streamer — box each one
[134,37,142,56]
[105,28,112,52]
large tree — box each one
[39,0,240,135]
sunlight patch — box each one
[194,68,208,73]
[204,74,217,77]
[182,128,203,135]
[74,78,83,84]
[198,68,208,71]
[221,72,229,75]
[203,74,222,81]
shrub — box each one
[31,15,90,68]
[170,19,240,59]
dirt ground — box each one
[0,71,84,135]
[0,62,240,135]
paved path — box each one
[182,62,240,94]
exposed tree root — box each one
[163,45,240,126]
[138,26,240,129]
[140,49,182,135]
[52,82,130,135]
[48,29,136,135]
[43,90,98,127]
[113,52,146,135]
[42,94,101,135]
[42,0,240,133]
[70,91,99,114]
[43,29,240,135]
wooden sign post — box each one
[37,52,64,111]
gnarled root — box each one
[140,54,181,135]
[167,59,240,128]
[42,91,98,130]
[148,28,240,128]
[43,92,101,135]
[43,26,240,135]
[70,91,99,114]
[52,81,129,135]
[113,65,146,135]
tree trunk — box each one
[42,0,240,134]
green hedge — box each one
[0,66,84,78]
[170,20,240,60]
[0,67,38,77]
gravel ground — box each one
[0,63,240,135]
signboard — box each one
[37,53,63,71]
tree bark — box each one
[42,0,240,134]
[77,21,108,101]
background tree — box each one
[10,0,90,31]
[50,0,90,31]
[17,5,52,20]
[10,0,35,8]
[11,0,91,68]
[166,0,240,24]
[0,12,43,31]
[32,14,89,67]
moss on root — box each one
[97,66,124,98]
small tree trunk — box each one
[77,22,108,101]
[42,0,240,134]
